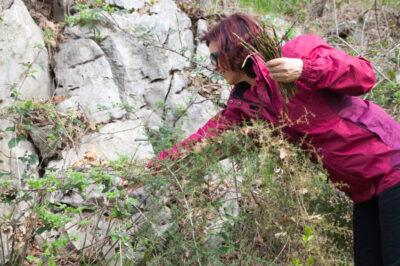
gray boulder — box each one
[48,119,154,171]
[0,0,51,107]
[0,0,13,12]
[0,119,39,184]
[53,38,126,123]
[194,19,213,77]
[61,0,198,131]
[105,0,145,10]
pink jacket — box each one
[156,35,400,203]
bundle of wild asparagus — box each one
[237,22,297,102]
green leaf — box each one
[291,258,302,266]
[0,170,10,177]
[48,256,57,266]
[4,194,16,203]
[218,246,232,253]
[7,137,18,149]
[306,256,315,266]
[26,255,36,263]
[125,197,138,206]
[303,225,313,242]
[36,226,49,234]
[5,126,15,132]
[10,89,20,99]
[18,153,38,165]
[29,154,39,165]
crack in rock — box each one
[69,53,104,69]
[161,73,175,120]
[0,0,14,12]
[98,36,128,104]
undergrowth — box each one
[239,0,309,15]
[366,81,400,120]
[1,98,93,164]
[0,119,353,265]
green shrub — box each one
[367,81,400,119]
[0,121,353,265]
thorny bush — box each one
[1,119,353,265]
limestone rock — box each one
[53,38,126,123]
[134,108,163,131]
[0,119,39,183]
[0,0,13,12]
[29,125,63,160]
[105,0,145,10]
[48,119,154,171]
[0,0,51,107]
[62,0,194,129]
[194,19,213,77]
[165,72,219,137]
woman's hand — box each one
[266,58,304,83]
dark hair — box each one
[201,13,261,78]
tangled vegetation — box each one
[0,116,353,265]
[3,98,93,162]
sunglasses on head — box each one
[210,51,220,66]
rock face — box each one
[54,38,126,124]
[52,0,220,166]
[0,120,39,182]
[0,0,222,202]
[0,0,221,192]
[0,0,13,12]
[194,19,213,77]
[0,0,51,105]
[0,2,47,262]
[0,0,47,182]
[48,120,154,170]
[105,0,145,10]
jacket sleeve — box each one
[283,35,376,96]
[154,107,247,161]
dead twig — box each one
[332,0,339,37]
[166,166,202,266]
[374,0,383,48]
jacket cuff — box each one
[295,58,318,91]
[298,58,314,84]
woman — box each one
[151,13,400,265]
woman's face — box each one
[209,41,245,85]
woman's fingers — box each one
[266,58,303,82]
[270,73,291,82]
[266,58,285,67]
[270,71,300,83]
[269,72,286,79]
[268,67,286,74]
[266,58,290,73]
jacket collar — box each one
[250,54,285,123]
[251,54,274,92]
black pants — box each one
[353,183,400,266]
